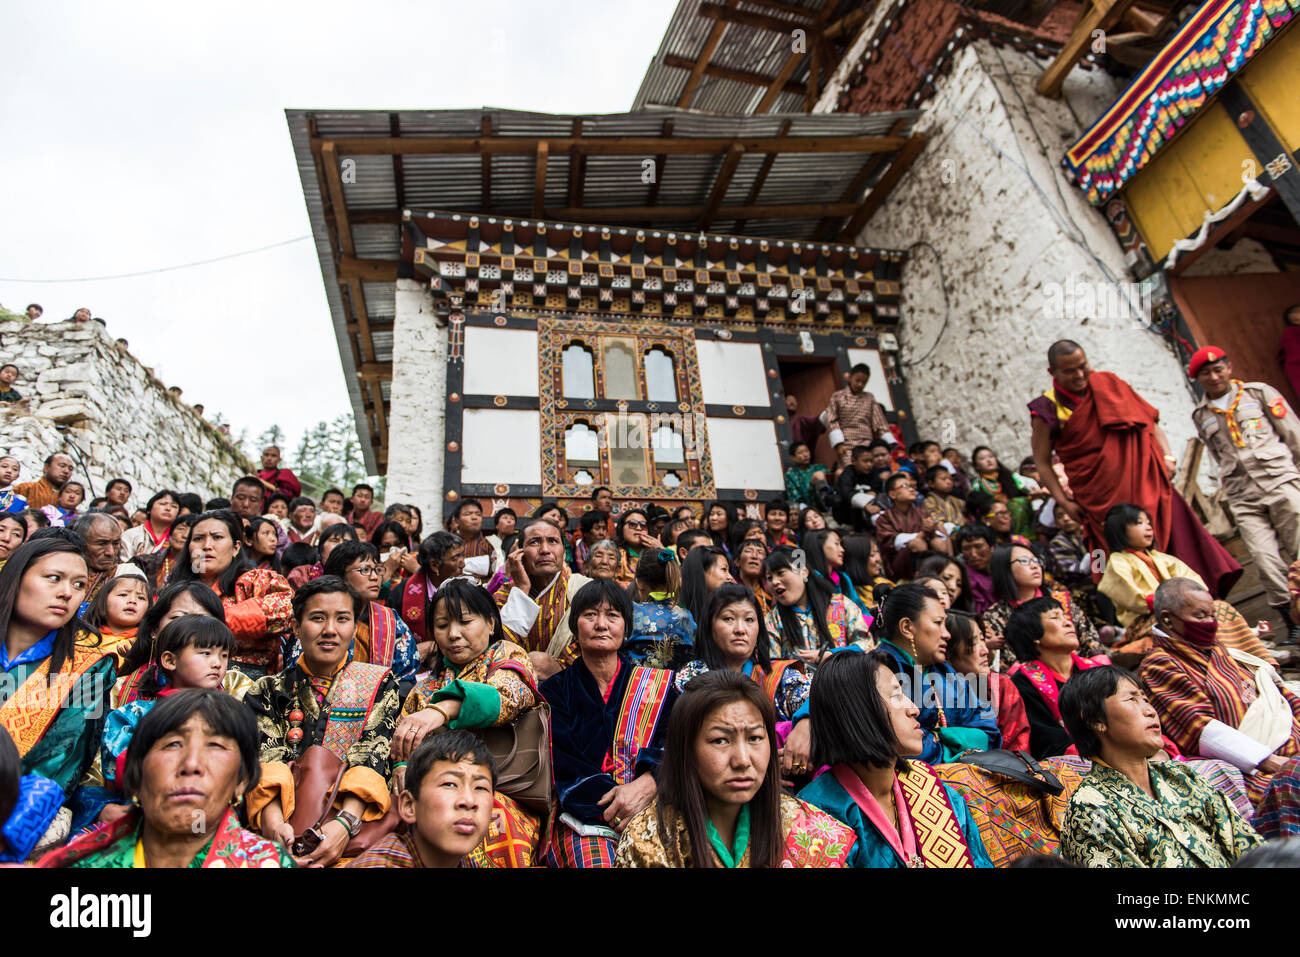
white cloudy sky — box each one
[0,0,675,467]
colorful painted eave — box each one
[1063,0,1298,206]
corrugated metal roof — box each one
[632,0,853,113]
[288,103,919,471]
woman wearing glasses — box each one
[875,473,952,580]
[614,508,657,587]
[982,542,1105,669]
[284,540,419,688]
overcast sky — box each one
[0,0,675,468]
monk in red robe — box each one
[1029,340,1240,597]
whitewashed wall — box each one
[0,319,253,503]
[385,279,447,525]
[848,42,1200,468]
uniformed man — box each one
[1190,345,1300,643]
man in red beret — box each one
[1191,346,1300,643]
[1029,339,1241,598]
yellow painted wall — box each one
[1238,23,1300,154]
[1124,104,1255,260]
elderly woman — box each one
[874,583,1000,762]
[763,546,871,666]
[389,578,543,867]
[982,542,1105,668]
[39,690,292,867]
[390,530,463,650]
[1060,665,1262,867]
[616,669,855,867]
[541,579,680,868]
[583,539,620,581]
[244,576,401,868]
[0,538,115,822]
[168,509,293,680]
[799,650,992,867]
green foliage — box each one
[285,415,372,500]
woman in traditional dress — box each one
[616,669,855,867]
[613,508,652,587]
[132,514,196,590]
[762,545,871,666]
[841,534,893,614]
[799,649,993,867]
[119,489,181,561]
[541,579,679,868]
[283,540,419,686]
[244,576,400,868]
[873,582,1000,762]
[703,500,737,554]
[628,549,696,669]
[729,529,770,617]
[390,578,544,867]
[246,517,282,574]
[1060,665,1261,867]
[804,528,872,617]
[943,610,1029,753]
[1098,504,1271,664]
[389,530,463,659]
[1002,596,1110,759]
[286,522,357,591]
[915,552,970,614]
[0,539,115,832]
[0,513,27,566]
[39,690,292,868]
[168,509,293,680]
[983,542,1105,668]
[40,481,84,527]
[970,446,1039,539]
[677,544,730,627]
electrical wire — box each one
[0,235,312,284]
[899,240,950,367]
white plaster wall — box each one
[856,42,1201,467]
[460,409,541,485]
[1180,237,1280,277]
[696,340,771,407]
[463,327,539,396]
[706,417,785,490]
[385,279,447,525]
[0,319,253,502]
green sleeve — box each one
[22,657,116,800]
[430,679,502,730]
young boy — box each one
[922,464,964,533]
[349,730,494,868]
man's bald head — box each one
[1047,339,1085,370]
[1153,577,1212,620]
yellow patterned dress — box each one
[402,639,544,867]
[614,794,855,867]
[1062,759,1262,867]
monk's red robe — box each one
[1034,371,1241,597]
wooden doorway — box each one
[779,356,843,468]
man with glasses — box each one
[875,472,952,578]
[983,501,1015,546]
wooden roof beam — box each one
[698,1,815,35]
[815,118,907,239]
[566,119,586,210]
[549,200,860,222]
[676,0,736,108]
[837,134,928,242]
[312,135,907,156]
[481,115,492,209]
[337,256,399,282]
[1037,0,1137,98]
[647,118,672,206]
[754,2,833,113]
[699,145,746,231]
[532,141,549,217]
[733,118,791,233]
[825,5,871,41]
[662,54,805,94]
[357,362,393,380]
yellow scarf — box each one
[1210,380,1246,448]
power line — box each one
[0,235,313,284]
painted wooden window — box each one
[561,343,596,399]
[643,346,678,402]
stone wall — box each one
[384,279,448,527]
[843,41,1205,476]
[0,318,255,502]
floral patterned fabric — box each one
[614,794,854,867]
[675,658,810,724]
[1062,759,1262,867]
